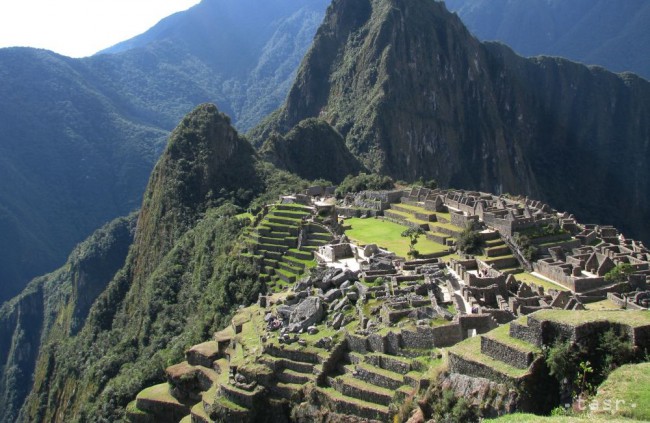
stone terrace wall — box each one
[480,337,534,369]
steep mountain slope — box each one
[0,214,136,423]
[15,104,309,422]
[252,0,650,243]
[445,0,650,80]
[0,0,327,304]
[259,118,364,183]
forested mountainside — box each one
[0,0,327,304]
[0,214,137,423]
[252,0,650,244]
[10,104,311,422]
[445,0,650,80]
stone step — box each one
[271,382,303,401]
[273,210,310,219]
[264,344,321,364]
[267,215,301,226]
[354,362,404,390]
[260,221,300,236]
[259,355,317,374]
[480,333,537,370]
[257,243,289,254]
[485,245,512,258]
[281,255,308,270]
[274,204,312,213]
[287,248,313,260]
[275,268,297,284]
[278,261,302,274]
[135,383,191,422]
[332,375,394,405]
[363,352,413,375]
[189,401,212,423]
[315,387,391,422]
[308,232,332,242]
[448,336,531,386]
[219,383,260,409]
[303,238,328,247]
[277,368,314,384]
[186,341,220,368]
[257,236,295,248]
[212,396,251,422]
[126,400,157,423]
[262,230,291,240]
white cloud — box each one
[0,0,200,57]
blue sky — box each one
[0,0,200,57]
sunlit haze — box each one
[0,0,201,57]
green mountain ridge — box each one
[0,214,137,423]
[0,0,328,303]
[10,104,310,422]
[252,0,650,244]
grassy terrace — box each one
[593,362,650,421]
[484,322,541,354]
[344,217,449,258]
[515,272,569,292]
[450,335,530,379]
[585,298,622,310]
[487,414,635,422]
[532,310,650,327]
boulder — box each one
[289,297,324,332]
[332,312,345,330]
[346,291,359,302]
[331,270,353,287]
[323,288,343,303]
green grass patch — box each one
[450,336,530,379]
[515,273,569,292]
[487,413,632,422]
[345,217,448,257]
[593,362,650,421]
[532,310,650,327]
[584,299,623,311]
[484,323,541,354]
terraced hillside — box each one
[243,203,333,292]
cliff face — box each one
[253,0,650,242]
[0,214,136,423]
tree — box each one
[456,224,484,255]
[401,227,425,258]
[604,263,634,284]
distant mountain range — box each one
[0,0,328,304]
[445,0,650,80]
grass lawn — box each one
[516,272,570,292]
[487,413,634,422]
[344,217,448,258]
